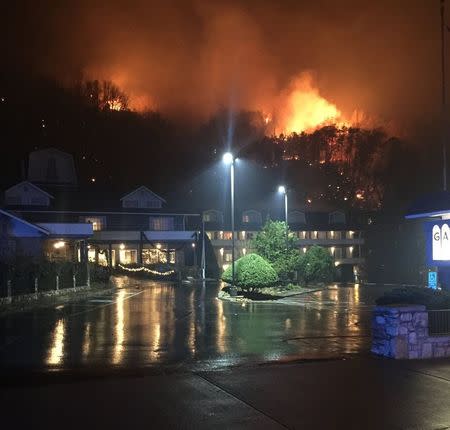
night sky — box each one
[2,0,444,129]
[0,0,447,208]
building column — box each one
[108,243,113,268]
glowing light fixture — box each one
[222,152,233,164]
[119,243,125,250]
[53,241,65,249]
[278,185,286,194]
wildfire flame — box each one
[277,73,348,134]
[107,99,123,111]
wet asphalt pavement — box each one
[0,277,391,371]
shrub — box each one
[221,253,278,291]
[376,287,450,310]
[297,245,334,285]
[252,220,301,282]
[89,263,110,283]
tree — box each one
[221,253,278,291]
[297,245,334,285]
[252,220,301,282]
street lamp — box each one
[278,185,288,246]
[278,185,288,225]
[223,152,236,288]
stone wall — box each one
[372,305,450,359]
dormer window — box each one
[203,210,223,223]
[242,210,262,224]
[288,211,306,224]
[329,211,346,224]
[120,186,165,209]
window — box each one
[143,199,162,209]
[329,211,346,224]
[346,230,355,239]
[142,248,175,264]
[317,231,326,239]
[289,211,306,224]
[242,210,262,224]
[223,231,233,240]
[119,249,137,264]
[149,217,174,231]
[123,199,138,208]
[203,210,223,223]
[30,197,46,205]
[82,216,106,231]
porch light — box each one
[119,243,125,250]
[53,241,65,249]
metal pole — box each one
[284,191,288,247]
[231,159,235,287]
[201,218,206,280]
[442,0,448,191]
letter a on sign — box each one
[433,225,442,260]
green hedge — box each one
[222,253,278,291]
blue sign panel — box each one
[424,220,450,266]
[428,271,438,289]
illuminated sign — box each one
[428,271,437,289]
[425,221,450,266]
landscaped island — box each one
[219,220,334,301]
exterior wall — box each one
[372,305,450,359]
[121,187,163,209]
[28,148,77,185]
[207,228,365,280]
[5,182,51,206]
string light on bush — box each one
[118,264,175,276]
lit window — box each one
[119,249,137,264]
[203,210,223,223]
[242,210,262,224]
[142,248,175,264]
[223,231,233,240]
[82,216,106,231]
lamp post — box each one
[223,152,235,288]
[278,185,288,246]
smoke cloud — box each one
[3,0,443,131]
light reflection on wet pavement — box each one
[0,278,392,371]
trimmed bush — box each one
[221,253,278,291]
[89,263,110,283]
[376,287,450,310]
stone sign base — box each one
[372,305,450,359]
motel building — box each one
[406,191,450,289]
[202,208,365,282]
[1,149,200,273]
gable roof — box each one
[5,181,54,199]
[0,209,49,234]
[120,186,166,203]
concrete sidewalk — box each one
[1,357,450,429]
